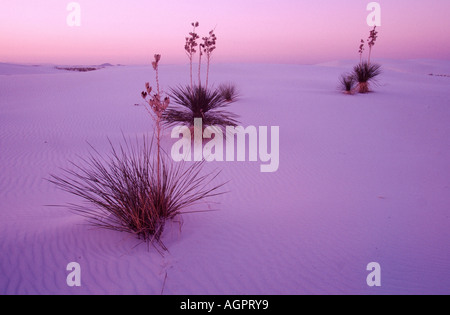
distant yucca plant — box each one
[219,83,239,102]
[49,136,225,250]
[353,61,381,93]
[163,85,239,128]
[339,27,381,95]
[339,74,356,94]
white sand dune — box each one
[0,60,449,294]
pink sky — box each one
[0,0,449,65]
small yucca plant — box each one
[219,83,239,102]
[339,74,356,94]
[163,85,239,128]
[353,61,381,93]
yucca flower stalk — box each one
[141,54,170,194]
[367,26,378,64]
[358,39,365,64]
[185,22,200,90]
[202,29,217,89]
[198,42,203,87]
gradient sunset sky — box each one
[1,0,449,65]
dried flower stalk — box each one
[185,22,200,90]
[202,29,217,89]
[367,26,378,64]
[358,39,365,64]
[141,54,170,193]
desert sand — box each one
[1,59,449,294]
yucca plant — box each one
[219,83,239,102]
[49,136,225,250]
[339,27,381,94]
[353,61,381,93]
[163,84,239,128]
[164,22,239,129]
[339,74,356,94]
